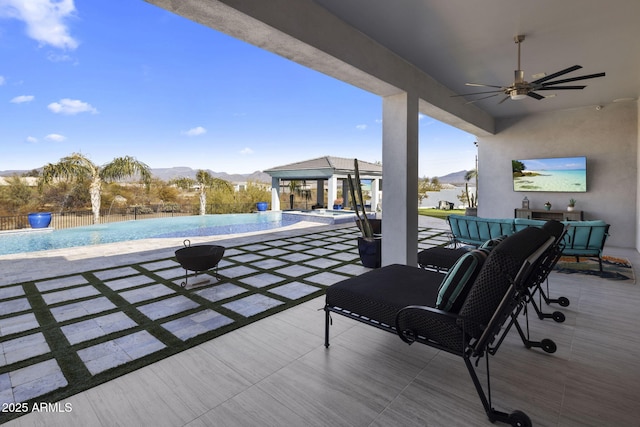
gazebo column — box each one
[271,177,281,211]
[342,179,349,208]
[316,179,325,207]
[328,175,338,209]
[382,91,418,266]
[371,178,381,212]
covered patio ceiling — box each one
[145,0,640,127]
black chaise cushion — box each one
[326,264,443,328]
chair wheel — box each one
[509,410,532,427]
[541,339,557,353]
[552,311,566,323]
[558,297,570,307]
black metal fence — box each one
[0,202,267,231]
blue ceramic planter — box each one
[256,202,268,212]
[357,237,381,268]
[28,212,52,228]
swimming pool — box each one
[0,212,300,256]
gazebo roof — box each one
[264,156,382,179]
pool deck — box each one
[0,220,336,285]
[0,215,452,425]
[3,215,640,426]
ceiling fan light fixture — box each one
[509,88,528,100]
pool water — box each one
[0,212,300,256]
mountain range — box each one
[0,166,469,185]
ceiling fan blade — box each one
[537,85,586,90]
[464,93,500,104]
[527,92,545,100]
[541,72,606,86]
[465,83,504,89]
[497,95,510,104]
[451,89,505,97]
[530,65,583,85]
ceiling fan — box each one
[454,35,606,104]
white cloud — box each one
[48,98,97,115]
[240,147,254,155]
[356,124,367,130]
[45,133,66,142]
[46,51,73,62]
[182,126,207,136]
[0,0,78,50]
[10,95,34,103]
[25,136,38,143]
[0,75,5,85]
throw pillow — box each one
[436,249,489,312]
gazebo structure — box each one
[264,156,382,211]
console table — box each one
[514,208,584,221]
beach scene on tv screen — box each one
[512,157,587,192]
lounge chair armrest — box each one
[395,305,483,347]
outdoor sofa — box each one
[447,214,610,272]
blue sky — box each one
[0,0,477,177]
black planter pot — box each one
[357,237,381,268]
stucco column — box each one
[271,177,281,211]
[382,92,419,266]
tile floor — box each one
[0,219,450,422]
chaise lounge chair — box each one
[324,226,555,426]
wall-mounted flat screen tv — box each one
[512,156,587,192]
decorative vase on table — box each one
[28,212,52,228]
[544,202,552,211]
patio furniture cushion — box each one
[325,264,443,328]
[436,249,489,312]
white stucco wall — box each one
[478,101,638,248]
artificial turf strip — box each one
[0,226,448,423]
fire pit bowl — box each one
[175,240,225,288]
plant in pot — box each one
[332,197,343,210]
[544,201,552,211]
[567,198,576,212]
[348,159,381,268]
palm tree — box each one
[39,153,152,224]
[195,170,233,215]
[464,168,478,208]
[288,180,300,209]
